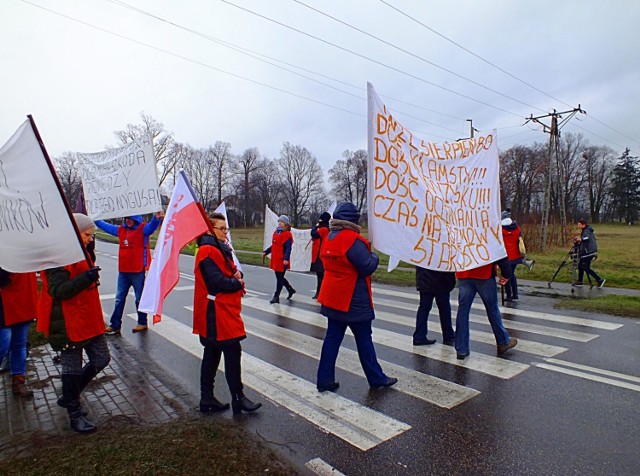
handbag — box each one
[518,236,527,256]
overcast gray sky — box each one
[2,0,639,175]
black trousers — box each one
[578,256,602,283]
[274,271,292,297]
[200,341,242,396]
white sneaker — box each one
[598,279,606,288]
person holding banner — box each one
[193,213,261,414]
[413,267,456,346]
[263,215,296,304]
[96,212,163,335]
[454,258,518,359]
[38,213,110,434]
[310,212,331,299]
[316,202,397,392]
[0,269,38,398]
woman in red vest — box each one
[263,215,295,304]
[310,211,331,299]
[38,213,110,434]
[501,210,534,301]
[193,212,261,414]
[316,202,397,392]
[0,269,38,398]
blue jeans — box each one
[0,321,31,376]
[455,278,510,355]
[414,291,455,342]
[317,319,388,387]
[110,271,147,329]
[506,258,525,298]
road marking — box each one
[242,297,529,379]
[373,296,598,342]
[534,364,640,393]
[305,458,345,476]
[294,294,567,358]
[543,358,640,384]
[372,287,622,330]
[127,312,411,451]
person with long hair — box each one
[263,215,295,304]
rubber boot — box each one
[286,286,296,301]
[232,393,262,414]
[12,374,34,398]
[269,295,280,304]
[200,351,229,412]
[57,364,96,414]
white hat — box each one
[501,218,513,226]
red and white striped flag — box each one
[139,171,210,323]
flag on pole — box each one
[139,171,210,323]
[0,119,85,272]
[213,202,242,272]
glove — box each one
[84,266,101,283]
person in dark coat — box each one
[193,213,261,414]
[413,267,456,346]
[263,215,295,304]
[316,202,397,392]
[310,211,331,299]
[575,219,605,287]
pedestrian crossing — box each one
[117,278,633,453]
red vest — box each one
[502,226,522,260]
[317,230,373,312]
[456,263,494,280]
[37,261,105,342]
[270,230,293,272]
[193,244,246,341]
[311,227,329,263]
[0,272,38,326]
[118,224,150,273]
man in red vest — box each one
[95,212,163,334]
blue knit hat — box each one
[333,202,360,224]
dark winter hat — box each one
[73,213,95,232]
[277,215,290,225]
[319,212,331,223]
[501,209,511,220]
[333,202,360,224]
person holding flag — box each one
[193,213,261,414]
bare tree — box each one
[499,144,547,217]
[235,147,262,227]
[277,142,325,226]
[208,141,234,205]
[180,146,219,212]
[53,151,83,208]
[581,145,616,223]
[254,158,283,222]
[328,149,368,213]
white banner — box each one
[367,82,505,272]
[263,205,312,272]
[213,202,242,272]
[78,134,162,219]
[0,119,85,272]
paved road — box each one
[94,241,640,475]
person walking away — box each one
[500,211,534,301]
[316,202,397,392]
[575,219,605,287]
[37,213,111,434]
[263,215,295,304]
[95,212,163,334]
[0,269,39,398]
[454,257,518,359]
[413,267,456,346]
[193,213,261,414]
[310,212,331,299]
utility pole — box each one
[466,119,478,139]
[525,106,585,250]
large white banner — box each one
[263,205,312,272]
[78,134,162,220]
[0,119,85,272]
[367,83,505,272]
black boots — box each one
[200,393,230,413]
[69,406,97,434]
[269,295,280,304]
[61,374,96,434]
[232,393,262,414]
[286,287,296,301]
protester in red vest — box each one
[0,269,38,398]
[263,215,296,304]
[316,202,397,392]
[38,213,110,434]
[501,209,535,301]
[95,212,163,334]
[310,211,331,299]
[193,212,261,414]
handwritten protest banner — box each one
[0,119,85,272]
[263,205,312,272]
[367,82,505,272]
[78,134,162,219]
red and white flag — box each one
[139,171,209,323]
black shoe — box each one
[317,382,340,393]
[287,288,296,301]
[413,338,436,346]
[456,353,469,360]
[312,293,319,300]
[269,296,279,304]
[497,337,518,354]
[443,339,455,346]
[232,395,262,414]
[371,377,398,389]
[69,411,97,434]
[572,281,583,287]
[199,397,230,413]
[511,296,519,301]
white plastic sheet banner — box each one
[78,134,162,219]
[263,205,312,272]
[213,202,242,272]
[367,82,505,272]
[0,119,85,272]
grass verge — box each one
[556,294,640,318]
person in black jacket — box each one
[575,219,605,287]
[414,267,456,345]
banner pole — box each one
[27,115,94,268]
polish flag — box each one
[139,171,210,323]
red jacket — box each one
[318,230,373,312]
[502,225,522,260]
[269,230,293,272]
[118,224,151,272]
[311,227,329,263]
[0,272,38,327]
[456,263,495,280]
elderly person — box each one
[263,215,295,304]
[38,213,110,434]
[316,202,397,392]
